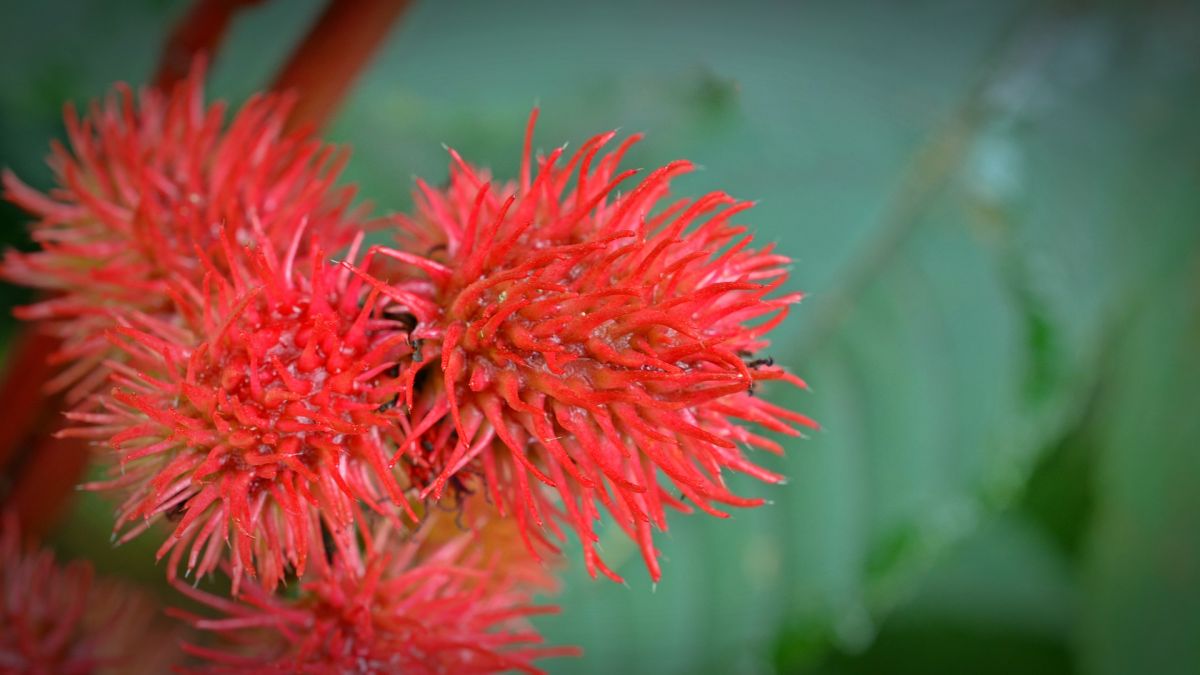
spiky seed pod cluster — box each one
[173,501,577,674]
[67,226,418,593]
[0,63,357,400]
[373,111,817,582]
[3,66,811,672]
[0,514,178,673]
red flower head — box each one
[173,501,577,674]
[368,111,817,582]
[1,62,357,400]
[0,513,179,673]
[67,229,418,593]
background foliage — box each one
[2,1,1198,673]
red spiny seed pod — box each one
[172,503,578,674]
[0,513,179,673]
[66,228,415,593]
[0,61,359,400]
[368,111,817,583]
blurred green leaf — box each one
[787,513,1079,675]
[1078,255,1200,675]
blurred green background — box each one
[2,0,1199,673]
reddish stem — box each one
[4,434,90,539]
[154,0,266,90]
[0,330,59,470]
[0,330,86,538]
[272,0,412,131]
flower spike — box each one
[1,61,360,401]
[172,502,577,674]
[377,111,816,582]
[0,513,179,672]
[70,231,416,593]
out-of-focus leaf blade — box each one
[1079,257,1200,675]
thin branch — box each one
[0,331,58,471]
[272,0,413,131]
[0,331,86,538]
[154,0,266,90]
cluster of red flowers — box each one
[0,65,811,671]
